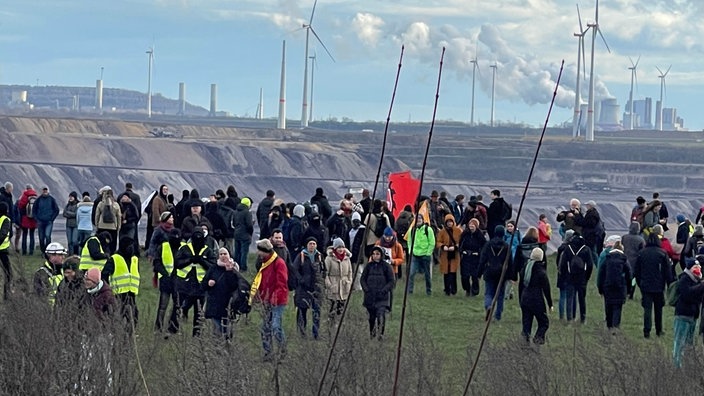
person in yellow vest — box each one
[153,228,182,333]
[173,229,216,337]
[0,202,12,300]
[33,242,66,305]
[79,231,111,271]
[101,236,140,331]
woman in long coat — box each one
[437,214,462,296]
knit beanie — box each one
[383,226,394,237]
[604,235,621,248]
[241,197,252,208]
[676,214,686,223]
[256,239,274,252]
[494,225,505,238]
[468,218,480,229]
[332,237,345,249]
[160,211,173,222]
[352,212,361,222]
[530,247,544,261]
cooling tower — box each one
[598,98,620,125]
[95,79,103,111]
[209,84,217,117]
[178,82,186,116]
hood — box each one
[293,204,305,218]
[443,213,455,225]
[628,221,641,235]
[77,201,94,208]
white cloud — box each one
[351,12,384,47]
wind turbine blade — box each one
[309,26,335,62]
[598,28,611,53]
[581,37,586,80]
[577,3,584,33]
[665,64,672,76]
[634,55,641,68]
[595,0,600,24]
[309,0,318,25]
[634,69,639,94]
[656,66,664,75]
[628,56,634,67]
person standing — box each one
[34,187,60,254]
[0,202,13,299]
[537,214,552,253]
[518,248,553,344]
[118,182,142,253]
[33,242,66,306]
[76,195,94,251]
[153,228,181,334]
[673,260,704,368]
[233,197,254,272]
[324,238,353,322]
[250,239,289,361]
[459,218,486,297]
[95,187,121,253]
[407,214,436,296]
[101,237,140,332]
[486,190,512,239]
[361,246,395,340]
[480,225,513,321]
[597,241,631,333]
[148,185,169,251]
[18,184,38,256]
[634,234,674,338]
[79,232,111,272]
[256,190,276,235]
[558,233,594,324]
[63,192,79,255]
[203,247,240,339]
[292,237,325,339]
[437,214,462,296]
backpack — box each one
[229,272,252,315]
[502,201,513,222]
[373,214,388,238]
[666,280,680,307]
[25,195,37,219]
[695,238,704,256]
[102,201,116,224]
[483,246,505,282]
[567,245,587,278]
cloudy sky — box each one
[2,0,703,129]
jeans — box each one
[77,229,93,250]
[37,221,53,253]
[234,239,251,272]
[673,316,696,368]
[604,302,623,329]
[66,226,79,255]
[155,289,173,332]
[408,255,432,295]
[297,299,321,339]
[565,284,587,322]
[641,291,664,336]
[212,318,232,339]
[261,304,286,355]
[484,280,505,321]
[21,227,36,255]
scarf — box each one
[249,252,278,304]
[304,250,317,264]
[87,280,104,295]
[379,235,396,248]
[523,259,535,287]
[333,249,347,261]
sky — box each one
[2,0,703,130]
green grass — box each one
[8,250,684,392]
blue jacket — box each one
[76,202,94,231]
[34,194,59,223]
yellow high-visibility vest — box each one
[37,264,62,306]
[80,236,107,271]
[175,244,208,282]
[0,216,10,250]
[109,254,140,295]
[158,241,181,279]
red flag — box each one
[388,170,420,218]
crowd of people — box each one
[1,181,704,366]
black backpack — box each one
[229,272,252,315]
[483,246,505,282]
[102,202,116,224]
[373,214,388,238]
[567,245,587,278]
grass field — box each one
[5,249,698,395]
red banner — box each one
[388,170,420,218]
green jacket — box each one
[410,224,435,257]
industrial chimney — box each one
[178,82,186,116]
[209,84,217,117]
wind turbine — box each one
[300,0,335,128]
[490,62,497,127]
[572,4,590,138]
[309,51,317,122]
[469,51,481,126]
[585,0,611,142]
[146,46,154,118]
[656,65,671,131]
[627,56,640,130]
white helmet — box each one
[45,242,67,255]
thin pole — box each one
[462,60,565,396]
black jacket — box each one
[174,243,216,297]
[459,228,486,277]
[310,194,333,223]
[675,271,704,319]
[346,226,366,265]
[360,259,395,310]
[597,249,631,305]
[575,207,602,249]
[479,238,514,283]
[518,261,553,310]
[233,204,254,241]
[292,250,325,309]
[558,236,594,287]
[203,265,240,319]
[634,240,673,293]
[256,197,275,230]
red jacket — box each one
[257,254,289,306]
[18,189,38,229]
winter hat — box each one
[189,199,204,208]
[383,226,394,237]
[256,239,274,253]
[676,214,686,223]
[98,185,112,193]
[69,191,78,200]
[604,235,621,248]
[652,224,664,236]
[241,197,252,208]
[332,238,345,249]
[293,204,305,218]
[468,218,480,229]
[160,211,173,222]
[352,212,361,222]
[530,247,544,261]
[305,236,318,245]
[85,268,101,284]
[494,225,505,238]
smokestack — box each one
[95,79,103,112]
[210,83,217,117]
[258,88,264,119]
[277,40,286,129]
[178,82,186,116]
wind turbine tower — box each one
[490,63,497,127]
[585,0,610,142]
[572,5,589,138]
[627,56,640,130]
[309,52,317,122]
[300,0,334,128]
[469,54,480,126]
[656,65,671,131]
[277,40,287,129]
[146,47,154,118]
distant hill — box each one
[0,84,209,116]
